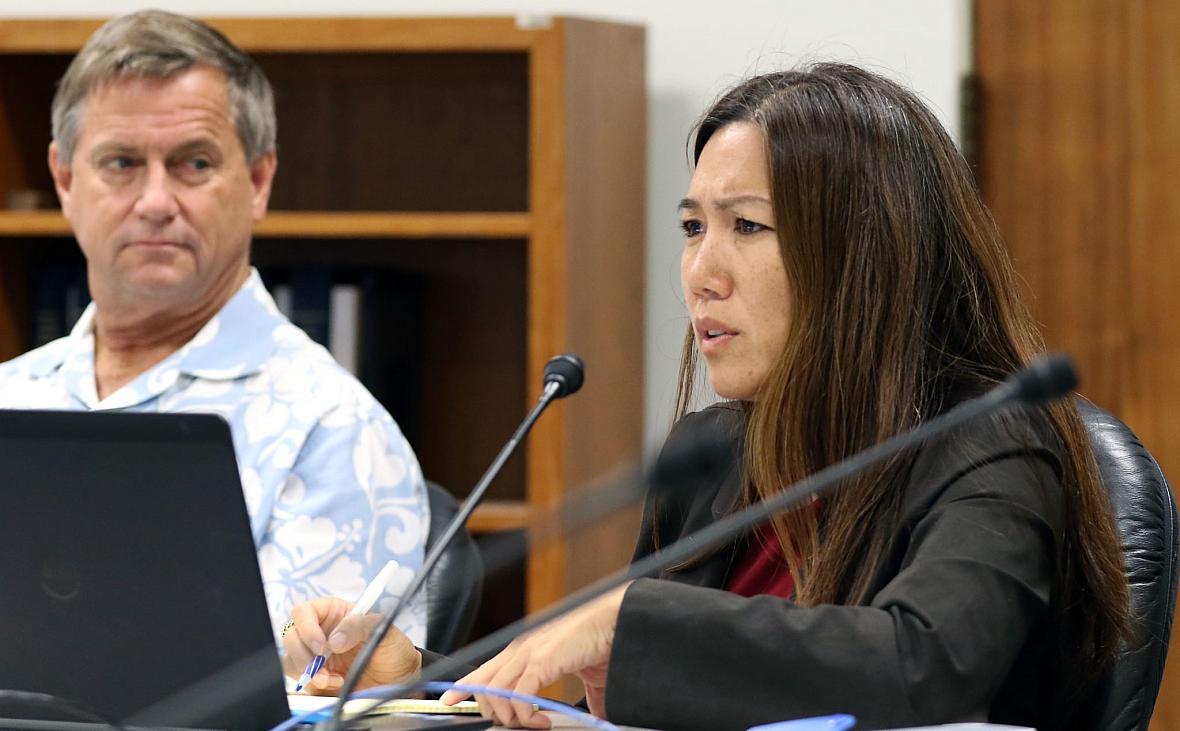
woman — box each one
[283,63,1130,730]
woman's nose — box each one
[683,235,733,301]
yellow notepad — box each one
[288,694,482,717]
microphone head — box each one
[543,353,585,398]
[1011,353,1079,404]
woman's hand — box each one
[439,583,630,729]
[282,597,422,696]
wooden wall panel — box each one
[1124,2,1180,491]
[560,18,647,598]
[976,1,1180,728]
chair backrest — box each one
[1078,400,1178,731]
[423,481,485,654]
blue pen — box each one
[293,559,401,692]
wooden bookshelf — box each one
[0,16,646,652]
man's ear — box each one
[249,150,277,222]
[47,141,74,221]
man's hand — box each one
[282,597,422,695]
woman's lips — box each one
[699,331,736,354]
[695,317,739,354]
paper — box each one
[288,693,481,716]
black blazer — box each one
[605,402,1066,731]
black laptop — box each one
[0,410,290,730]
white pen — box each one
[293,559,401,692]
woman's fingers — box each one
[438,686,472,705]
[448,659,507,723]
[507,671,550,729]
[481,658,520,727]
[478,642,553,729]
[442,651,505,705]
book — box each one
[288,267,332,346]
[329,282,361,375]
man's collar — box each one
[24,307,95,380]
[175,268,284,380]
[26,268,285,382]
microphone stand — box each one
[325,355,584,729]
[336,355,1077,725]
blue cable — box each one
[271,705,324,731]
[271,680,619,731]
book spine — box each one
[30,264,68,347]
[288,268,332,346]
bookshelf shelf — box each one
[0,16,646,665]
[259,212,531,239]
[0,211,532,238]
[469,500,532,534]
[0,211,68,237]
[0,17,545,53]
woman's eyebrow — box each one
[712,194,772,210]
[678,194,772,212]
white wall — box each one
[0,0,971,451]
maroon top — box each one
[724,523,796,599]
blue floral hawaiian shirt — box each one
[0,269,429,645]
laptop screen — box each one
[0,409,289,730]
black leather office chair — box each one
[423,481,484,654]
[1078,401,1178,731]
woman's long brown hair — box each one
[675,64,1129,725]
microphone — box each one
[352,354,1080,716]
[1007,353,1078,404]
[543,353,585,398]
[325,353,585,727]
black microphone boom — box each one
[477,415,736,579]
[344,354,1080,722]
[324,353,586,729]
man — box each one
[0,10,429,646]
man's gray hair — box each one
[51,10,276,163]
